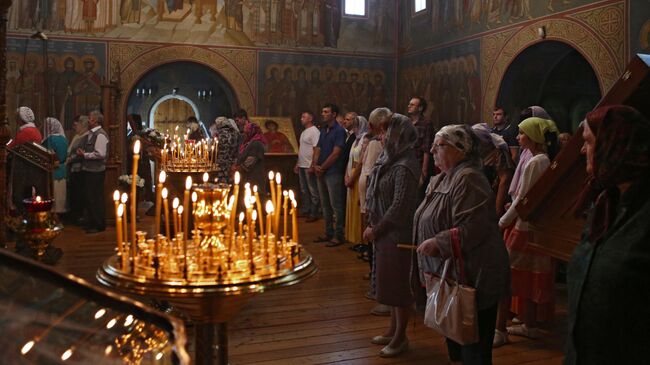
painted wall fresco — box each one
[8,0,394,54]
[400,0,597,52]
[398,40,481,129]
[6,37,106,133]
[630,0,650,55]
[258,51,394,123]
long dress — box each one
[344,138,363,244]
[215,125,240,184]
[499,153,555,321]
[43,135,69,213]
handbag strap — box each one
[449,227,467,284]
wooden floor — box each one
[44,215,566,364]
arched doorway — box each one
[125,61,238,134]
[496,41,602,132]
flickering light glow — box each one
[21,341,35,355]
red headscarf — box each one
[239,122,267,154]
[574,105,650,243]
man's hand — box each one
[416,238,440,257]
[363,227,375,242]
[293,165,299,174]
[314,165,323,177]
[76,148,85,157]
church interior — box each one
[2,0,650,364]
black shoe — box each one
[326,238,344,247]
[313,235,332,243]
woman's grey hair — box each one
[369,107,392,128]
[77,115,89,129]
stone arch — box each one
[482,17,624,121]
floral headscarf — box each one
[17,106,35,124]
[574,105,650,243]
[239,122,267,154]
[43,117,65,141]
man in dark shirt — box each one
[407,96,435,202]
[312,103,346,246]
[491,106,518,147]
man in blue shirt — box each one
[312,103,347,246]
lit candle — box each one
[121,193,128,245]
[172,197,179,234]
[116,204,124,263]
[251,209,258,254]
[265,200,273,264]
[162,188,170,239]
[268,171,276,230]
[154,171,166,236]
[130,140,141,252]
[183,176,192,244]
[202,172,209,185]
[113,190,120,220]
[245,196,254,274]
[282,190,289,241]
[253,185,264,235]
[192,191,198,216]
[231,171,241,227]
[291,198,298,243]
[275,173,282,235]
[238,212,244,236]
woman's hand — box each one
[363,227,375,242]
[417,238,440,257]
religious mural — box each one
[6,38,106,134]
[250,116,298,154]
[400,0,595,51]
[258,52,394,126]
[398,41,481,129]
[8,0,394,54]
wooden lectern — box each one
[8,142,55,211]
[516,54,650,261]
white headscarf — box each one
[17,106,35,124]
[214,116,239,132]
[436,124,474,153]
[43,117,65,141]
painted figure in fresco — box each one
[45,57,60,117]
[73,58,102,120]
[121,0,142,24]
[469,0,482,27]
[263,66,282,116]
[323,0,341,47]
[337,70,353,113]
[82,0,98,33]
[226,0,244,31]
[373,0,391,46]
[369,73,388,110]
[280,0,297,45]
[323,68,339,105]
[16,58,42,117]
[294,67,310,116]
[263,119,294,153]
[307,68,323,118]
[278,67,295,116]
[350,72,368,115]
[65,0,85,32]
[486,0,502,27]
[18,0,37,29]
[94,0,121,31]
[56,57,81,130]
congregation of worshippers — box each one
[7,95,650,364]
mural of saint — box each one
[16,58,42,116]
[368,73,388,110]
[322,0,341,47]
[55,57,81,129]
[263,119,294,153]
[307,68,323,117]
[72,58,102,117]
[294,67,310,115]
[65,0,85,32]
[225,0,244,31]
[337,70,353,113]
[120,0,142,24]
[262,66,283,116]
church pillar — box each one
[0,0,13,247]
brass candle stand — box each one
[97,173,317,365]
[161,136,218,173]
[16,196,63,263]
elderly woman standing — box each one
[495,117,559,346]
[42,117,69,213]
[213,117,241,184]
[344,115,368,246]
[567,105,650,364]
[8,106,42,149]
[363,108,419,358]
[416,124,510,364]
[233,122,267,196]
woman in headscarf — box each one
[472,123,515,217]
[233,122,267,196]
[416,124,510,364]
[566,105,650,364]
[42,117,69,213]
[213,116,241,184]
[495,117,559,347]
[362,108,419,358]
[344,115,368,246]
[8,106,42,149]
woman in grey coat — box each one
[416,124,510,365]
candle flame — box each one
[178,205,184,214]
[61,348,73,361]
[234,171,241,184]
[289,189,295,200]
[173,197,179,209]
[292,199,297,208]
[244,196,251,209]
[244,182,250,190]
[276,173,281,184]
[159,170,166,183]
[266,200,274,214]
[192,192,198,202]
[203,172,209,183]
[283,190,288,197]
[117,204,124,217]
[113,190,120,201]
[35,196,42,202]
[253,185,258,193]
[21,341,35,355]
[185,176,192,190]
[121,193,128,204]
[268,171,274,180]
[162,188,168,199]
[133,140,141,154]
[252,210,257,220]
[239,212,245,222]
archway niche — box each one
[125,61,238,134]
[496,41,601,132]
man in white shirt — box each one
[294,111,321,222]
[76,110,109,233]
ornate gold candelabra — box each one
[17,196,63,262]
[160,130,218,172]
[98,150,316,365]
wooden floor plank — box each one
[45,215,566,364]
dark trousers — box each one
[68,171,84,221]
[82,170,106,230]
[446,304,498,365]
